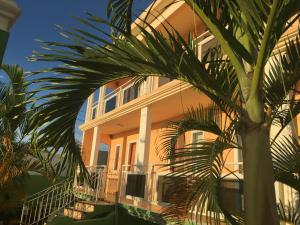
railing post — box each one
[114,191,119,225]
[149,165,155,207]
[37,201,43,222]
[20,204,26,225]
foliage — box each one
[0,64,57,187]
[28,0,300,224]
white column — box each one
[0,0,21,32]
[85,95,93,122]
[89,126,101,166]
[137,106,152,168]
[97,86,105,116]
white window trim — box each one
[190,130,204,145]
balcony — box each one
[87,76,174,122]
[84,32,218,124]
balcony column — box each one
[89,126,101,166]
[97,86,105,116]
[137,106,152,168]
[0,0,21,64]
[85,95,93,122]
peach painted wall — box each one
[81,128,94,165]
[108,129,140,171]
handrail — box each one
[20,166,107,225]
[20,178,74,225]
[22,178,70,200]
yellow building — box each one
[78,1,300,220]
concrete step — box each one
[63,207,86,220]
[74,201,95,213]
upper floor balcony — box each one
[83,31,217,126]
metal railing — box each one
[20,166,106,225]
[20,178,75,225]
[73,166,107,202]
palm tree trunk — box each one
[240,125,279,225]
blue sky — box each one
[2,0,150,141]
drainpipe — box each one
[0,0,21,64]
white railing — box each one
[117,162,244,207]
[74,166,107,202]
[90,77,157,119]
[20,178,75,225]
[20,166,106,225]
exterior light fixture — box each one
[0,0,20,64]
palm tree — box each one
[0,64,56,186]
[28,1,300,224]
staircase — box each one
[20,166,107,225]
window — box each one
[158,77,172,87]
[123,85,138,104]
[127,142,136,171]
[235,134,243,173]
[91,107,97,119]
[157,176,187,203]
[97,144,109,166]
[104,96,116,113]
[192,131,204,146]
[190,131,204,170]
[114,146,120,170]
[125,174,146,198]
[105,87,114,95]
[170,135,184,172]
[198,35,218,60]
[93,88,100,103]
[209,179,244,215]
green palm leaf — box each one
[29,15,241,174]
[156,105,241,224]
[272,136,300,192]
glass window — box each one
[97,144,109,166]
[192,131,204,146]
[158,77,172,87]
[105,87,115,95]
[123,85,138,104]
[125,174,146,198]
[105,96,116,113]
[93,88,99,103]
[127,143,136,171]
[91,107,97,119]
[208,179,244,215]
[157,176,187,203]
[114,146,120,170]
[219,180,244,215]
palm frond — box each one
[265,32,300,114]
[29,15,241,174]
[107,0,134,35]
[155,105,241,224]
[271,136,300,192]
[278,201,300,224]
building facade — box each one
[79,0,299,220]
